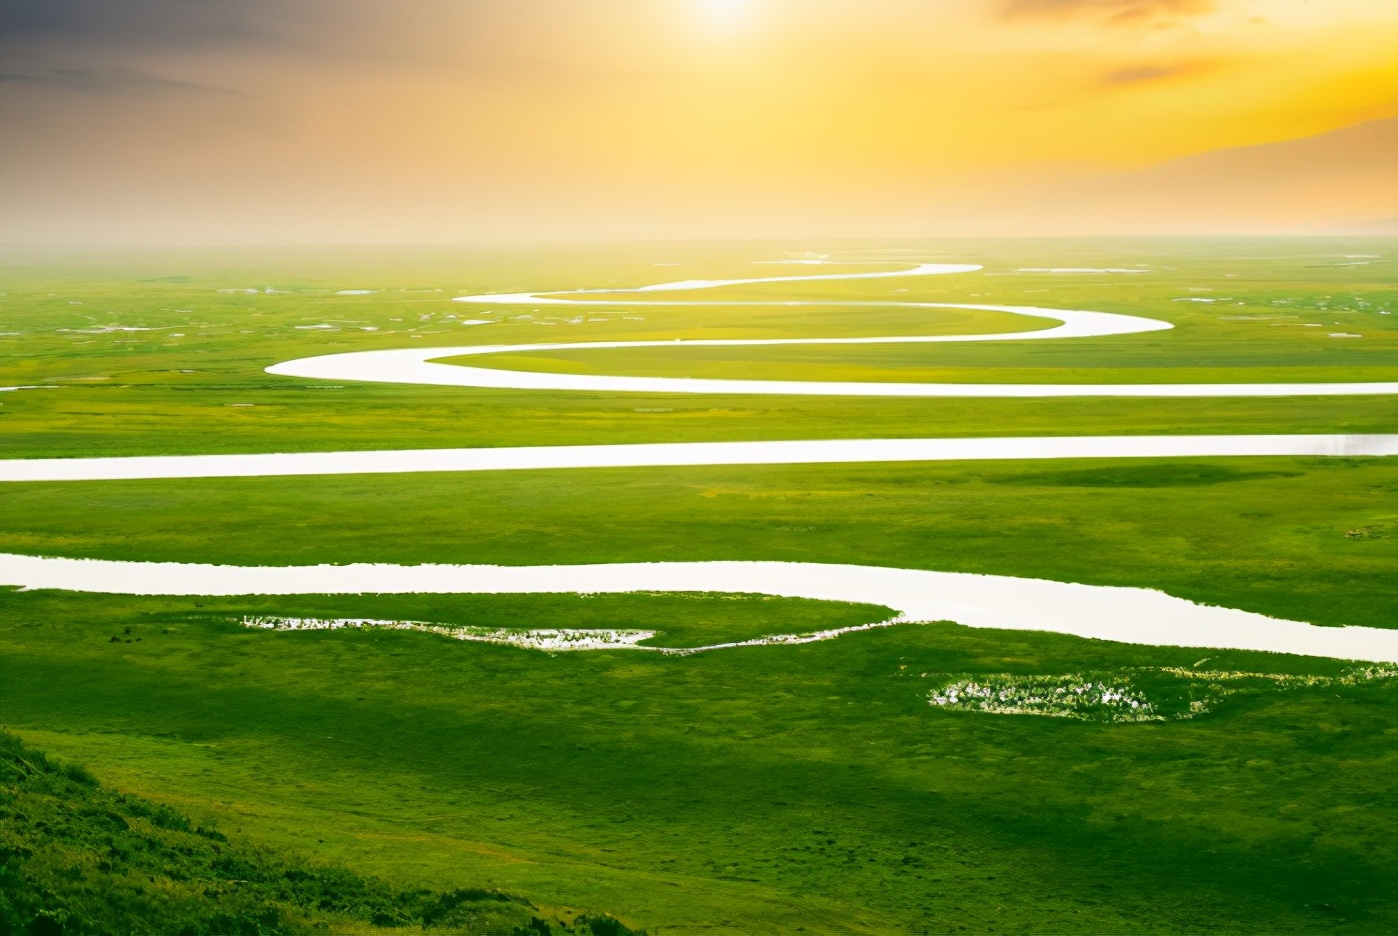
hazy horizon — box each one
[3,0,1396,246]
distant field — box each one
[2,238,1396,933]
[2,240,1395,458]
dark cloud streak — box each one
[0,66,239,97]
[0,0,284,51]
[0,0,537,82]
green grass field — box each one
[2,238,1396,933]
[0,730,634,935]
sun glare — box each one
[699,0,749,24]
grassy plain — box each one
[1,239,1396,932]
[1,239,1395,459]
[2,458,1395,630]
[3,590,1396,933]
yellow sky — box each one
[1,0,1395,243]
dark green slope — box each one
[0,731,634,936]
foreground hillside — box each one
[0,730,633,936]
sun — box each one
[699,0,750,23]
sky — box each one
[1,0,1395,245]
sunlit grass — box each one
[2,239,1395,932]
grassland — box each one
[4,590,1396,932]
[0,730,635,935]
[1,458,1395,629]
[1,238,1396,932]
[2,240,1395,459]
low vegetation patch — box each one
[239,605,903,655]
[929,674,1162,721]
[1345,518,1396,539]
[242,614,660,652]
[927,664,1398,722]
